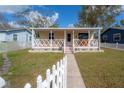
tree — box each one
[50,24,59,28]
[114,24,120,27]
[12,6,59,28]
[120,19,124,26]
[0,13,12,30]
[77,6,123,29]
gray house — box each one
[0,28,32,52]
[0,28,32,43]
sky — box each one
[44,5,81,27]
[0,5,124,28]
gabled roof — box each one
[101,27,124,35]
[0,28,31,33]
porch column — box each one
[98,29,101,50]
[50,30,52,51]
[88,30,90,48]
[32,29,35,49]
[73,30,75,53]
[64,30,66,53]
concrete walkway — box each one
[67,53,86,88]
[0,53,11,75]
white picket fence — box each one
[0,41,31,53]
[0,56,67,88]
[0,77,6,88]
[101,43,124,50]
[24,55,67,88]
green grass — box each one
[2,49,63,88]
[0,53,3,67]
[75,48,124,88]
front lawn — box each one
[2,49,63,88]
[75,48,124,88]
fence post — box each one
[59,60,63,88]
[62,58,65,88]
[24,83,31,88]
[37,75,42,88]
[56,61,59,88]
[0,77,6,88]
[46,69,50,88]
[64,55,67,88]
[23,56,67,88]
[116,42,118,48]
[52,65,56,88]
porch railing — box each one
[33,39,99,52]
[34,39,64,48]
[74,39,98,48]
[52,39,64,48]
[34,39,51,48]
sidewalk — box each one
[67,54,86,88]
[0,53,11,75]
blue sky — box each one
[30,5,81,27]
[116,12,124,25]
[44,5,81,27]
[0,5,124,27]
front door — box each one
[66,33,72,53]
[67,33,71,42]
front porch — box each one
[30,28,102,53]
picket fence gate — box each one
[24,55,67,88]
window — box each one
[113,33,121,42]
[49,33,54,39]
[13,34,17,41]
[78,33,88,39]
[102,35,107,41]
[29,36,31,41]
[35,32,40,38]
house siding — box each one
[0,29,31,43]
[38,30,95,40]
[38,30,64,39]
[0,32,6,41]
[101,28,124,44]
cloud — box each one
[67,24,74,28]
[0,6,30,14]
[25,11,59,27]
[50,12,59,23]
[25,11,44,23]
[46,12,59,26]
[8,21,25,28]
[121,5,124,10]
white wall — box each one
[0,33,6,42]
[0,30,31,43]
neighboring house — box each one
[30,28,102,53]
[101,27,124,44]
[0,28,32,43]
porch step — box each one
[65,47,73,53]
[65,51,73,53]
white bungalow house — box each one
[30,28,102,53]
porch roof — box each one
[30,27,102,31]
